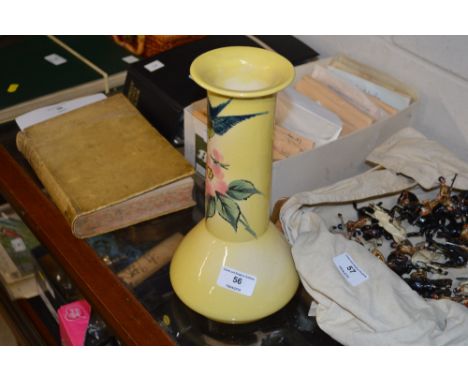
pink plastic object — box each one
[57,300,91,346]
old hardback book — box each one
[16,94,195,238]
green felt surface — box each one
[55,35,135,75]
[0,36,101,110]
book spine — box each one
[16,132,78,226]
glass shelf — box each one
[0,119,339,346]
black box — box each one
[123,35,318,145]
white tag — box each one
[16,93,107,130]
[122,55,139,64]
[144,60,165,72]
[216,266,256,296]
[11,237,27,252]
[44,53,67,66]
[333,252,368,286]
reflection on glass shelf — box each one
[86,202,340,345]
[87,207,199,274]
[135,266,339,346]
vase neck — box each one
[204,92,276,242]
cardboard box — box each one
[184,57,418,209]
[123,36,318,145]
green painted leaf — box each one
[216,193,241,231]
[206,195,216,218]
[239,213,257,238]
[227,180,261,201]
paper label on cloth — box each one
[144,59,165,72]
[217,266,256,296]
[333,253,368,286]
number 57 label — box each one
[217,266,257,296]
[333,253,369,286]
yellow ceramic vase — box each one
[170,46,299,324]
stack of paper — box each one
[294,55,414,137]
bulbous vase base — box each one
[169,220,299,324]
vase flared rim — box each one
[190,46,295,98]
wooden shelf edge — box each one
[0,146,174,345]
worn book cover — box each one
[16,94,195,238]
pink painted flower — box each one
[206,148,228,197]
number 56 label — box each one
[217,266,257,296]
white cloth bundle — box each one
[280,128,468,345]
